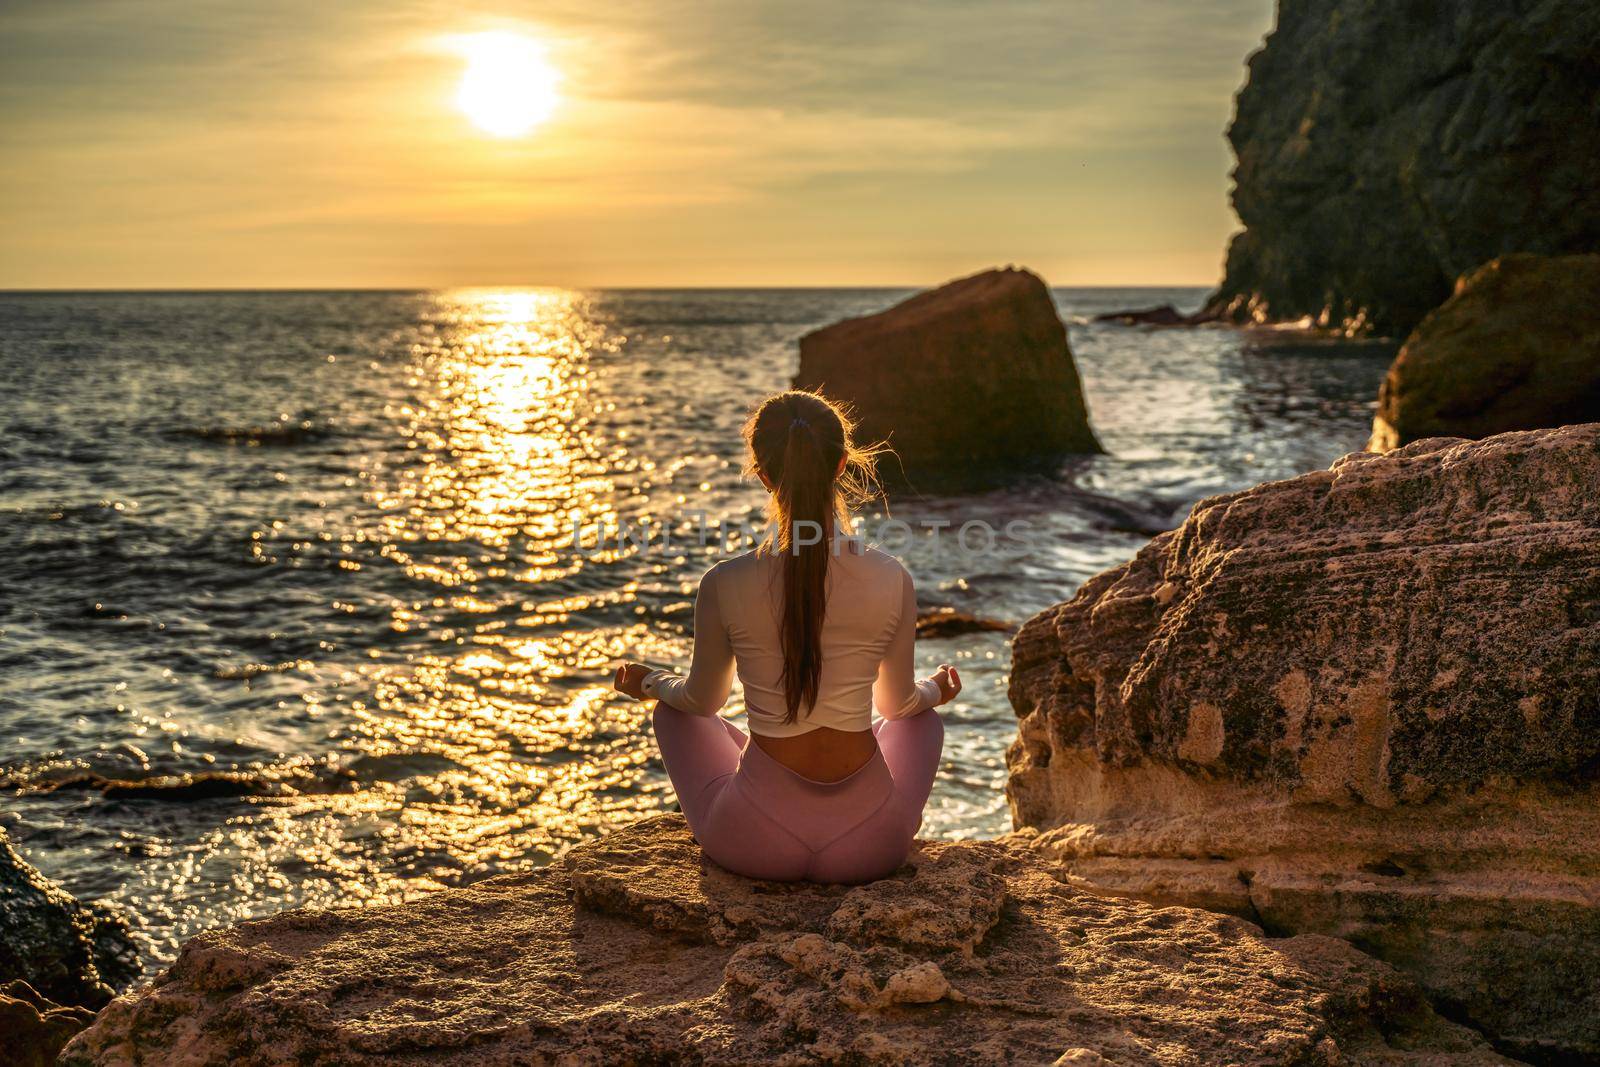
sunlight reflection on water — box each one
[346,290,662,891]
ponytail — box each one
[743,391,883,723]
[774,417,832,721]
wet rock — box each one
[32,770,293,801]
[1369,254,1600,451]
[1090,304,1212,328]
[13,764,359,802]
[0,980,97,1067]
[914,607,1013,639]
[0,829,138,1010]
[62,815,1505,1065]
[796,267,1101,490]
[169,421,327,447]
[1202,0,1600,337]
[1007,424,1600,1060]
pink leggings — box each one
[651,703,944,884]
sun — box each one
[454,32,561,138]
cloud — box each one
[0,0,1273,286]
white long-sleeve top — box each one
[641,538,943,737]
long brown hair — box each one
[744,391,883,723]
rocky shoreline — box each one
[37,425,1596,1066]
[9,0,1597,1061]
[58,815,1511,1066]
[15,287,1598,1065]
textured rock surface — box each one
[0,980,97,1067]
[796,267,1100,489]
[1370,255,1600,451]
[0,828,138,1010]
[63,815,1507,1066]
[1203,0,1600,337]
[1007,424,1600,1061]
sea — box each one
[0,287,1397,975]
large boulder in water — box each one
[1368,254,1600,451]
[63,814,1505,1065]
[1201,0,1600,337]
[1006,424,1600,1061]
[796,267,1101,489]
[1,828,138,1009]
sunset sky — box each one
[0,0,1274,289]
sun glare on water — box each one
[454,32,561,138]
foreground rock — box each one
[1369,254,1600,451]
[796,267,1101,490]
[1,980,97,1067]
[1,828,138,1009]
[64,815,1505,1065]
[1008,424,1600,1062]
[1202,0,1600,336]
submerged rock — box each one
[1369,254,1600,451]
[0,829,138,1010]
[23,767,340,801]
[1202,0,1600,336]
[1090,304,1212,328]
[1007,424,1600,1061]
[914,607,1013,639]
[169,421,327,447]
[63,815,1504,1065]
[796,267,1101,490]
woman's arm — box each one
[873,568,960,720]
[615,564,735,716]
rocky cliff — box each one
[796,267,1101,490]
[63,815,1508,1065]
[1203,0,1600,337]
[1007,424,1600,1062]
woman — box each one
[612,390,960,884]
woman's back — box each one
[639,535,941,744]
[713,538,921,736]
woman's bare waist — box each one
[748,717,877,783]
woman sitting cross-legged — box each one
[612,389,959,884]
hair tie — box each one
[791,415,810,430]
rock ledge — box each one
[1007,424,1600,1061]
[64,815,1506,1065]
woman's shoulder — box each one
[850,543,915,587]
[700,548,764,586]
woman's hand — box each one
[933,663,961,705]
[613,662,652,700]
